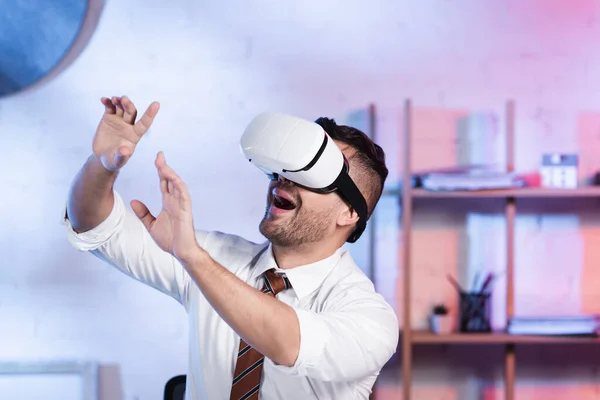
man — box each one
[64,96,399,399]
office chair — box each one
[164,375,186,400]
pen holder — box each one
[459,291,491,333]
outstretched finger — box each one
[101,97,116,114]
[112,96,124,117]
[157,152,190,202]
[121,96,138,124]
[156,152,183,191]
[133,101,160,137]
[156,152,169,195]
[160,173,168,195]
[156,152,189,199]
[172,176,191,203]
[156,151,182,183]
[130,200,156,231]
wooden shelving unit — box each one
[411,331,600,345]
[392,98,600,400]
[387,186,600,198]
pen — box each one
[472,271,481,292]
[446,273,463,293]
[478,273,494,294]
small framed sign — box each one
[541,153,578,189]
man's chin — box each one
[259,215,275,228]
[260,212,285,231]
[259,225,290,247]
[258,220,274,240]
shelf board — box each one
[411,331,600,344]
[383,187,600,199]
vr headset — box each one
[239,112,368,243]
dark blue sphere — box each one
[0,0,103,97]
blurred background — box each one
[3,0,600,399]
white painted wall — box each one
[3,0,600,398]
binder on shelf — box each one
[507,315,600,336]
[404,164,526,192]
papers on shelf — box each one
[411,165,526,191]
[422,172,525,191]
[507,316,600,336]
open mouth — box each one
[272,193,297,211]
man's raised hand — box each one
[92,96,160,171]
[131,152,201,264]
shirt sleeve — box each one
[269,285,399,382]
[63,190,209,310]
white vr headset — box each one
[239,112,368,243]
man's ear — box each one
[336,205,360,228]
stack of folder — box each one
[421,171,524,191]
[410,165,526,192]
[507,315,600,336]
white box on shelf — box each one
[540,153,578,188]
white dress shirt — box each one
[64,191,399,400]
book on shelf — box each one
[410,165,526,192]
[507,315,600,336]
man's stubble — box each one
[259,204,338,248]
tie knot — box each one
[263,269,292,296]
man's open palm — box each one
[93,96,160,171]
[130,152,199,262]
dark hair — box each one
[314,117,388,218]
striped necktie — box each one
[229,269,292,400]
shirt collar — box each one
[251,242,342,301]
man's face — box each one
[258,175,344,247]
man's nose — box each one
[276,175,295,187]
